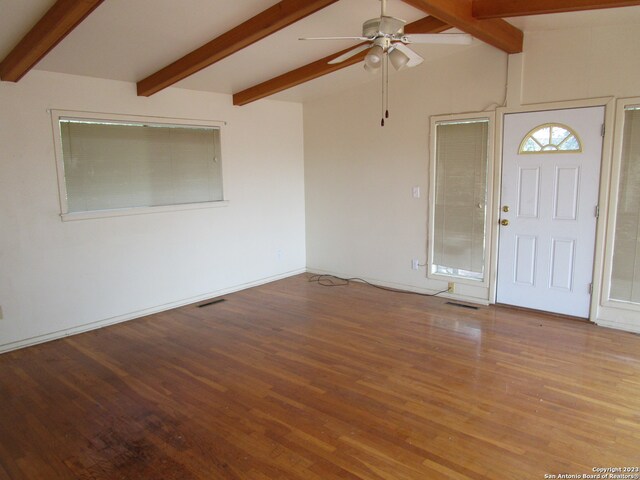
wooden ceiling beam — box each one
[400,0,523,53]
[233,16,449,106]
[137,0,339,97]
[472,0,640,19]
[0,0,104,82]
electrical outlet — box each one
[0,305,3,319]
[448,282,455,293]
[411,259,419,270]
[276,249,283,261]
[412,186,421,198]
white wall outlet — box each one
[411,259,419,270]
[412,186,421,198]
[276,249,283,261]
[448,282,455,293]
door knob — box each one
[500,219,509,226]
[502,205,510,212]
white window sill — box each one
[60,200,229,222]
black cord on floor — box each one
[308,274,449,297]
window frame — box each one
[601,98,640,312]
[50,109,228,221]
[428,111,495,287]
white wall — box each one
[304,43,507,301]
[521,23,640,105]
[0,70,306,351]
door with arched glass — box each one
[496,107,604,318]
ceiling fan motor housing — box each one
[362,16,406,38]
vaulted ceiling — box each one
[2,0,640,104]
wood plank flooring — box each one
[1,274,639,479]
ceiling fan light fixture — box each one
[389,47,409,71]
[364,45,384,69]
[363,63,376,74]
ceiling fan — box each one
[300,0,472,125]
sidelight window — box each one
[429,115,493,282]
[610,107,640,304]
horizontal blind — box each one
[433,120,489,279]
[611,108,640,303]
[60,120,223,213]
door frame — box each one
[489,97,615,322]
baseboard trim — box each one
[0,268,306,354]
[306,268,489,306]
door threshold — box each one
[495,303,590,323]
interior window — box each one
[56,115,223,217]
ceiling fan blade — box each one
[392,43,424,68]
[328,43,372,64]
[402,33,472,45]
[299,36,370,41]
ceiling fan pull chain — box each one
[385,53,390,119]
[381,49,385,127]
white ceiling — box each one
[2,0,640,103]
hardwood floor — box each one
[1,274,639,479]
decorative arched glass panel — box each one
[519,123,582,154]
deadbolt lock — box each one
[500,219,510,226]
[502,205,510,213]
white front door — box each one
[496,107,604,318]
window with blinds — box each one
[55,114,224,218]
[610,107,640,304]
[431,118,490,281]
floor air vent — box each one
[445,301,479,310]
